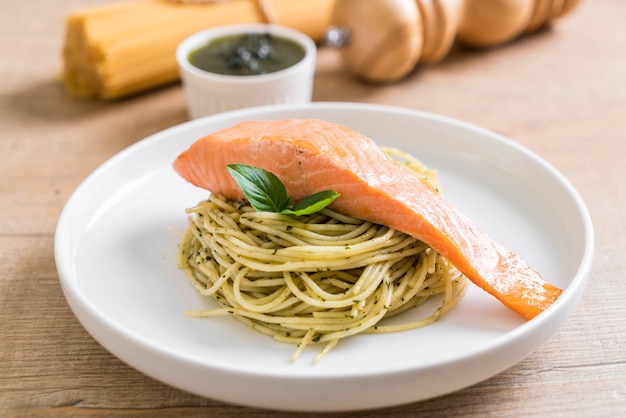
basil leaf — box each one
[227,164,291,212]
[281,190,340,216]
[227,164,339,216]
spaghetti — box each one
[177,148,468,362]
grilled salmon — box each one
[173,118,562,320]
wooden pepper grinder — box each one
[458,0,581,47]
[326,0,581,82]
[327,0,424,82]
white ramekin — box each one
[176,24,317,119]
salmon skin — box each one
[173,118,562,320]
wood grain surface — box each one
[1,0,625,416]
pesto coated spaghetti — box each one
[177,149,468,362]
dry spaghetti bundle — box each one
[62,0,334,99]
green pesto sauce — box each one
[188,33,306,76]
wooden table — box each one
[2,1,625,416]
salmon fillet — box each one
[173,118,562,320]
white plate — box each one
[54,103,593,412]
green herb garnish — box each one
[226,164,339,216]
